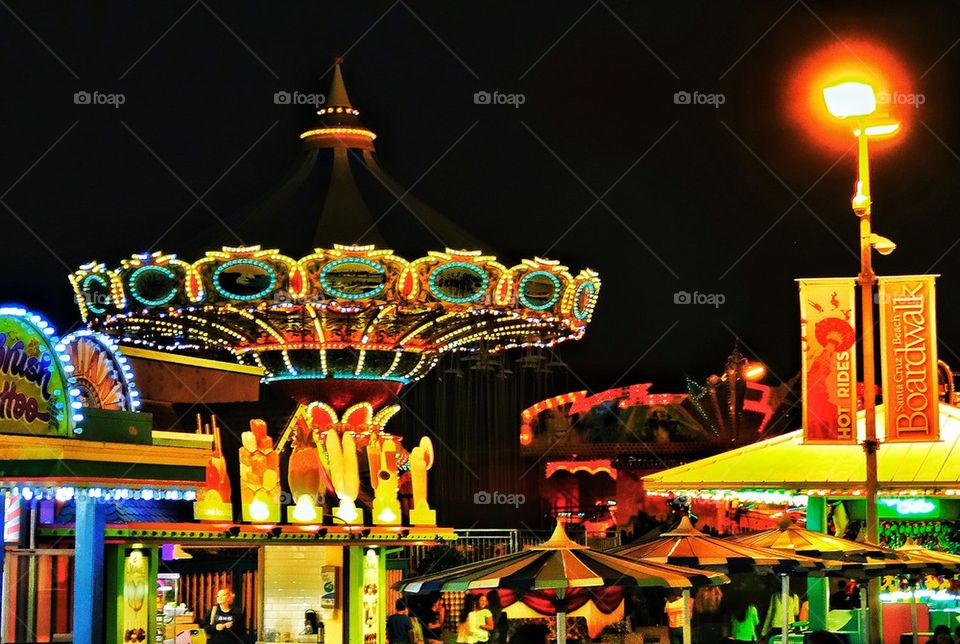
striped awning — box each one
[396,522,728,594]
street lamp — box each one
[822,80,900,644]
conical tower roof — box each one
[234,60,488,255]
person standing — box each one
[457,595,476,644]
[729,598,760,642]
[204,589,244,644]
[484,591,508,644]
[469,594,494,643]
[386,598,415,644]
[421,595,445,644]
[663,591,692,644]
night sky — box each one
[3,1,960,396]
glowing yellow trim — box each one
[382,350,404,378]
[119,345,264,375]
[354,348,366,376]
[342,403,374,426]
[306,304,325,342]
[0,434,210,467]
[372,405,401,428]
[299,127,376,140]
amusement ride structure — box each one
[67,62,600,526]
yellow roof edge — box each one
[121,345,264,376]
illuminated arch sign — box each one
[0,306,83,436]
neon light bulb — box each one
[292,495,318,522]
[377,507,397,523]
[249,498,271,521]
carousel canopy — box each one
[642,404,960,492]
[396,522,728,594]
[68,63,600,389]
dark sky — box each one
[2,1,960,394]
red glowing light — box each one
[787,38,916,153]
[519,424,533,446]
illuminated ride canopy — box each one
[70,246,599,403]
[67,62,600,440]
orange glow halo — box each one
[786,38,916,154]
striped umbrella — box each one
[611,517,832,573]
[396,522,728,644]
[612,517,834,644]
[897,538,960,569]
[729,519,913,642]
[729,521,891,560]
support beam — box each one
[806,496,828,632]
[73,496,106,644]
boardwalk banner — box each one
[879,275,940,442]
[799,278,858,443]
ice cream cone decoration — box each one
[193,414,233,521]
[372,439,401,525]
[269,399,438,526]
[286,416,324,523]
[409,436,436,526]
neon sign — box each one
[0,306,82,436]
[878,497,939,518]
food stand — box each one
[643,403,960,641]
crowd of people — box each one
[926,625,960,644]
[388,590,557,644]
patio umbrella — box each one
[396,521,728,644]
[611,516,831,573]
[897,538,960,569]
[729,520,891,560]
[729,519,907,643]
[614,516,835,644]
[896,539,960,643]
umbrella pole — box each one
[682,588,691,644]
[557,589,567,644]
[860,584,869,643]
[911,586,918,644]
[781,574,790,644]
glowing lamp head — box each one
[854,122,901,137]
[744,362,766,381]
[870,233,897,256]
[823,82,877,119]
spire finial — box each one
[326,60,352,108]
[300,58,376,151]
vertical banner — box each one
[879,275,940,442]
[799,278,858,443]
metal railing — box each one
[404,525,620,575]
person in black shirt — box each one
[204,589,244,644]
[386,598,415,644]
[421,595,445,644]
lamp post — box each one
[822,81,900,644]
